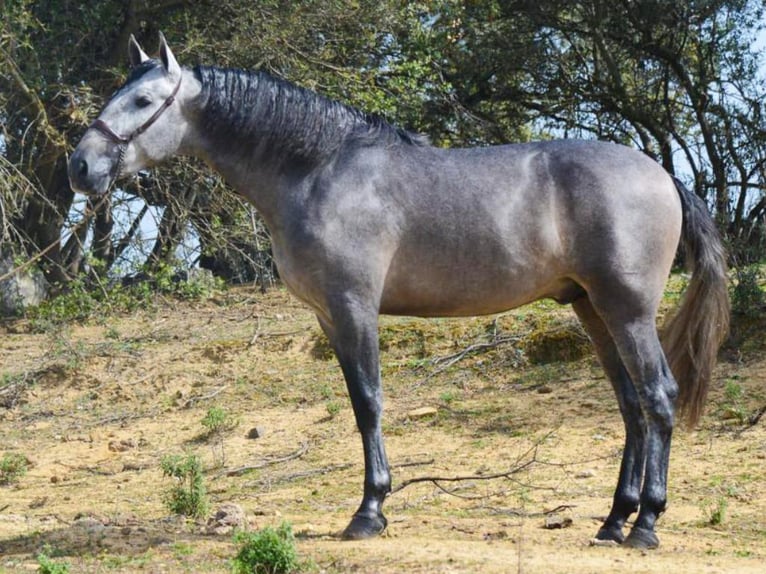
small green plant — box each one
[232,522,300,574]
[0,452,29,485]
[720,379,748,424]
[325,400,342,419]
[36,550,70,574]
[705,496,729,526]
[160,453,209,518]
[439,390,457,404]
[201,406,239,437]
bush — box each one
[160,453,209,518]
[0,452,29,485]
[201,406,239,437]
[731,265,765,317]
[232,522,300,574]
[36,550,70,574]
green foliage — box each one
[36,550,70,574]
[731,265,765,317]
[325,400,342,419]
[231,522,300,574]
[27,261,222,329]
[5,0,766,290]
[719,379,748,424]
[703,497,729,526]
[0,452,29,485]
[201,406,240,437]
[160,453,209,518]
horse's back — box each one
[371,140,682,316]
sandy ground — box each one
[1,287,765,573]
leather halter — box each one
[88,74,182,187]
[90,75,182,145]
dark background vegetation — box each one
[2,0,766,303]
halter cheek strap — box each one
[88,75,182,184]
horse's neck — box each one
[189,65,366,219]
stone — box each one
[206,503,246,535]
[0,255,48,316]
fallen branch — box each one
[182,385,228,408]
[390,457,537,496]
[223,442,309,477]
[415,321,525,386]
[248,463,353,487]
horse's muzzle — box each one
[68,142,117,195]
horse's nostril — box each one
[77,159,88,177]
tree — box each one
[1,0,446,293]
[2,0,766,309]
[424,0,766,260]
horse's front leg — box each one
[318,307,390,540]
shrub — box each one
[232,522,300,574]
[0,452,29,485]
[160,453,209,518]
[201,406,239,437]
[36,550,70,574]
[731,265,765,317]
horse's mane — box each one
[193,65,428,164]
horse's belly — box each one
[379,267,578,318]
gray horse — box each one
[69,34,729,549]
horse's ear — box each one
[128,34,150,68]
[158,31,181,77]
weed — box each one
[200,406,239,467]
[201,406,239,437]
[0,452,29,485]
[232,522,300,574]
[325,400,342,418]
[439,390,457,404]
[36,550,70,574]
[703,496,729,526]
[719,378,748,424]
[172,541,194,558]
[161,453,209,518]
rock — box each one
[247,426,265,439]
[575,469,596,479]
[206,503,246,535]
[544,515,573,529]
[0,255,48,316]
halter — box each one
[88,74,182,187]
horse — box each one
[68,33,729,549]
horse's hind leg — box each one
[317,303,390,540]
[573,297,645,544]
[585,289,678,549]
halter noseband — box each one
[88,74,182,186]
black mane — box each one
[194,66,427,165]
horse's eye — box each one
[135,95,152,108]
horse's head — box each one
[69,33,192,195]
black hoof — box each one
[623,526,659,549]
[341,512,387,540]
[595,524,625,545]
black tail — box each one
[662,177,730,428]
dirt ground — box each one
[1,286,765,573]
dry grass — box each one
[1,285,765,573]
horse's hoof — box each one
[341,513,387,540]
[623,526,659,549]
[594,524,625,545]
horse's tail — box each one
[662,177,730,428]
